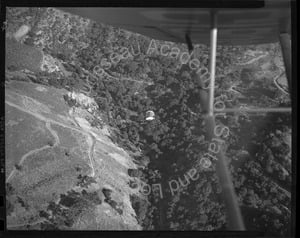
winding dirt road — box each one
[87,133,96,177]
[6,120,60,183]
[69,108,96,177]
[274,71,289,95]
[5,96,98,182]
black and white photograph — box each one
[2,1,295,236]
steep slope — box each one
[5,80,142,230]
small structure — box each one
[66,91,98,112]
[145,110,155,121]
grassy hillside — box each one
[5,80,141,230]
[5,106,54,175]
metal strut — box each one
[185,11,245,230]
[205,10,245,230]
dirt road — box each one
[5,97,98,181]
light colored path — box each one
[235,52,269,66]
[69,108,96,177]
[6,144,50,183]
[6,120,60,183]
[6,99,98,141]
[274,71,289,95]
[45,120,60,146]
[5,98,100,180]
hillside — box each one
[4,7,292,234]
[5,80,143,230]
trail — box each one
[274,71,289,95]
[6,99,96,140]
[5,100,100,182]
[6,144,50,183]
[87,132,96,177]
[45,120,60,146]
[69,108,96,177]
[5,98,98,179]
[83,67,153,85]
[6,119,60,183]
[235,52,269,66]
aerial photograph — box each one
[4,3,293,236]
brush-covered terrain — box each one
[5,7,292,235]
